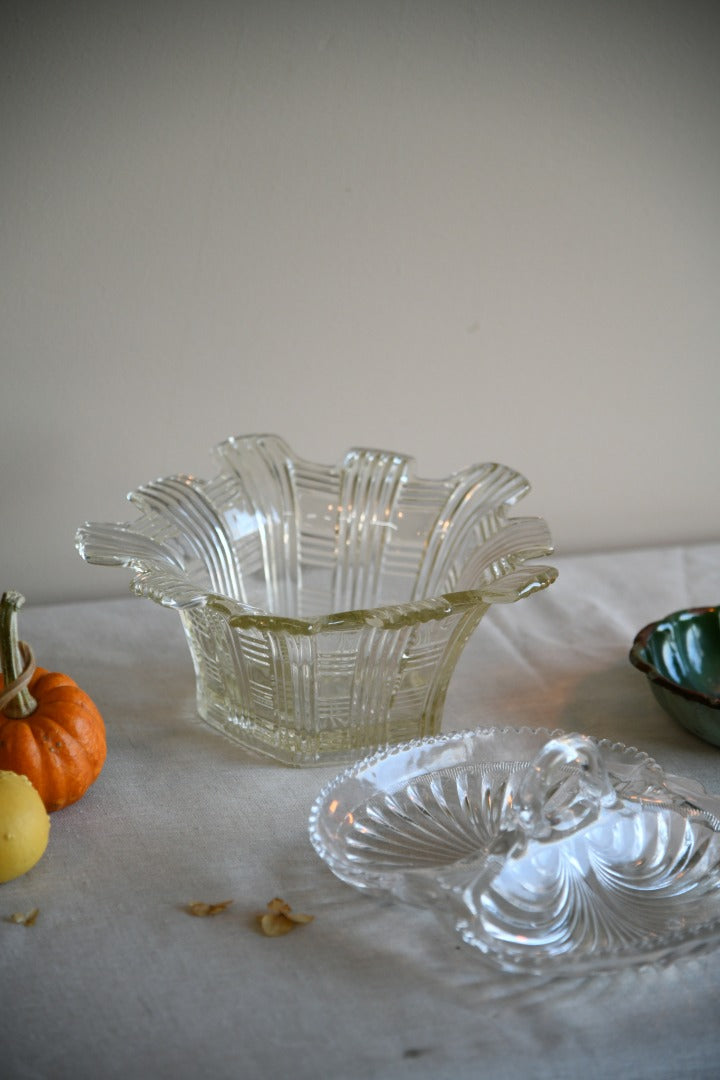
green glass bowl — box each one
[630,606,720,747]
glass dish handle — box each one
[512,733,622,843]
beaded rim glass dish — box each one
[309,725,720,977]
[75,435,556,766]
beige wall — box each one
[3,1,719,604]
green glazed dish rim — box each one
[629,605,720,711]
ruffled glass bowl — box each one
[309,726,720,977]
[75,435,556,766]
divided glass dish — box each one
[75,435,556,766]
[309,726,720,977]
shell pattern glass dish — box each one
[309,726,720,977]
[75,435,556,766]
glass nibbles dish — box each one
[630,606,720,748]
[75,435,556,766]
[309,726,720,977]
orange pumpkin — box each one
[0,591,106,812]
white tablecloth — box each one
[3,543,720,1080]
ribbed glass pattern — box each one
[310,727,720,976]
[76,435,556,765]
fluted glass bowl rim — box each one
[629,605,720,710]
[76,433,558,634]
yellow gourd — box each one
[0,769,50,883]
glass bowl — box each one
[630,606,720,748]
[309,725,720,977]
[75,434,556,766]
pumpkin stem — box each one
[0,591,37,717]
